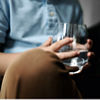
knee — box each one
[3,49,66,98]
[7,48,63,79]
[2,49,79,98]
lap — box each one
[0,49,82,98]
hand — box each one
[39,37,80,59]
[69,39,95,75]
[39,37,94,75]
[82,39,95,69]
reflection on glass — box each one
[53,23,88,74]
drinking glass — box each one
[52,23,88,74]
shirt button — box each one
[49,12,54,17]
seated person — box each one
[0,0,94,98]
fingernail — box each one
[69,38,73,41]
[76,51,80,55]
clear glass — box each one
[52,23,88,74]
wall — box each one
[79,0,100,28]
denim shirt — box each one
[0,0,83,53]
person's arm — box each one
[0,44,21,75]
[0,37,79,76]
[0,52,21,75]
[0,37,94,76]
[0,1,15,75]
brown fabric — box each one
[0,49,82,98]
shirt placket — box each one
[46,0,58,35]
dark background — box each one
[79,0,100,28]
[73,0,100,98]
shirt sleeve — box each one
[0,0,9,44]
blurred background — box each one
[79,0,100,28]
[73,0,100,98]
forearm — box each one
[0,52,21,75]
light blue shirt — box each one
[0,0,83,53]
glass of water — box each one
[52,23,88,74]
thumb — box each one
[42,37,52,47]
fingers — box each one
[87,52,95,60]
[86,39,93,50]
[80,52,95,70]
[42,37,52,47]
[50,37,73,51]
[56,50,80,60]
[83,62,91,70]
